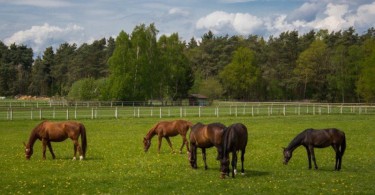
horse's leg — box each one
[332,145,340,171]
[202,148,208,170]
[165,136,174,153]
[47,141,56,159]
[158,135,163,154]
[73,139,83,160]
[180,135,188,154]
[42,139,47,160]
[231,150,237,178]
[240,149,245,175]
[309,146,318,169]
[305,146,312,169]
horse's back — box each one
[42,121,82,141]
[190,122,225,147]
[227,123,248,150]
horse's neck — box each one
[287,135,303,152]
[27,131,38,148]
[145,129,156,140]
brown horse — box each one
[283,128,346,170]
[143,119,192,153]
[220,123,248,178]
[188,122,226,170]
[24,121,87,160]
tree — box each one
[294,39,329,100]
[53,43,77,96]
[357,39,375,102]
[219,47,259,100]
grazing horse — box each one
[24,121,87,160]
[188,122,226,170]
[143,120,192,153]
[220,123,248,178]
[283,128,346,170]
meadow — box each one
[0,115,374,194]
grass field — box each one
[0,115,374,194]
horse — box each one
[220,123,248,178]
[143,119,192,153]
[188,122,226,170]
[24,121,87,160]
[282,128,346,171]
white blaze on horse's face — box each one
[25,147,33,160]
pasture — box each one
[0,115,374,194]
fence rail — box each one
[1,101,375,120]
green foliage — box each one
[220,47,259,99]
[68,78,99,100]
[357,47,375,102]
[0,115,374,194]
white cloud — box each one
[196,11,264,35]
[168,8,189,17]
[0,0,73,8]
[5,23,85,55]
[196,1,375,38]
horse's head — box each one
[282,147,292,165]
[24,142,33,160]
[220,157,230,178]
[143,137,151,152]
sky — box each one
[1,0,375,55]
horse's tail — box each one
[80,123,87,158]
[222,127,230,160]
[341,133,346,156]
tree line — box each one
[1,24,374,102]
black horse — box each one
[283,128,346,171]
[220,123,248,178]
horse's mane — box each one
[27,121,47,147]
[287,128,311,150]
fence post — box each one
[31,108,33,120]
[74,107,77,119]
[137,107,140,118]
[115,107,118,119]
[91,108,94,119]
[313,104,315,115]
[252,106,254,117]
[283,105,286,116]
[151,107,153,117]
[180,107,182,118]
[199,106,201,117]
[67,108,69,120]
[53,107,55,119]
[39,108,42,120]
[159,107,162,118]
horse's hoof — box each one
[241,172,245,176]
[72,157,76,160]
[79,156,83,160]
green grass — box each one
[0,115,374,194]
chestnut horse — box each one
[283,128,346,170]
[24,121,87,160]
[220,123,248,178]
[188,122,226,170]
[143,120,192,153]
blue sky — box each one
[1,0,374,55]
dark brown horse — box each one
[24,121,87,160]
[220,123,248,178]
[143,120,192,153]
[188,122,226,170]
[283,128,346,170]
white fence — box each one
[1,102,375,120]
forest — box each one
[0,24,375,102]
